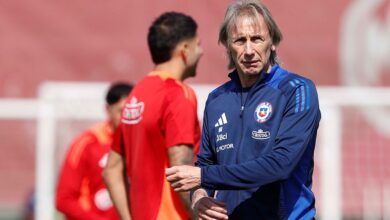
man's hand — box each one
[192,189,228,220]
[165,165,201,192]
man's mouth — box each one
[242,60,259,66]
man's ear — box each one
[180,41,190,64]
[271,44,276,51]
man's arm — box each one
[103,150,131,220]
[167,144,196,218]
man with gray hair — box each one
[166,0,321,219]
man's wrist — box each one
[191,188,208,209]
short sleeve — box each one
[162,84,198,148]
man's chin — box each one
[239,65,259,74]
[243,69,261,76]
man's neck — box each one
[107,120,115,134]
[239,75,258,88]
[154,60,186,81]
[238,64,273,88]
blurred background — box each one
[0,0,389,219]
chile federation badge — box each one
[254,102,272,123]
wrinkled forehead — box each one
[227,10,269,38]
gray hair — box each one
[219,0,283,69]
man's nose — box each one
[244,42,254,56]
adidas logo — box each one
[215,113,228,127]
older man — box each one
[166,0,321,219]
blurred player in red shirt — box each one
[56,82,133,220]
[103,12,202,220]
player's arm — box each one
[166,103,214,194]
[55,137,107,220]
[167,106,227,219]
[103,150,131,220]
[167,144,196,218]
[162,85,201,218]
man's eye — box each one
[252,36,263,43]
[234,38,245,45]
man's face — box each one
[107,97,127,128]
[228,15,275,77]
[185,34,203,78]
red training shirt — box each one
[112,71,200,220]
[56,122,120,220]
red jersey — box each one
[56,122,120,220]
[112,71,200,220]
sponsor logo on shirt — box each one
[98,153,108,168]
[215,112,228,133]
[252,129,270,140]
[215,112,227,127]
[254,102,272,123]
[122,97,144,124]
[216,133,227,142]
[216,143,234,153]
[94,188,113,211]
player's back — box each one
[120,71,197,220]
